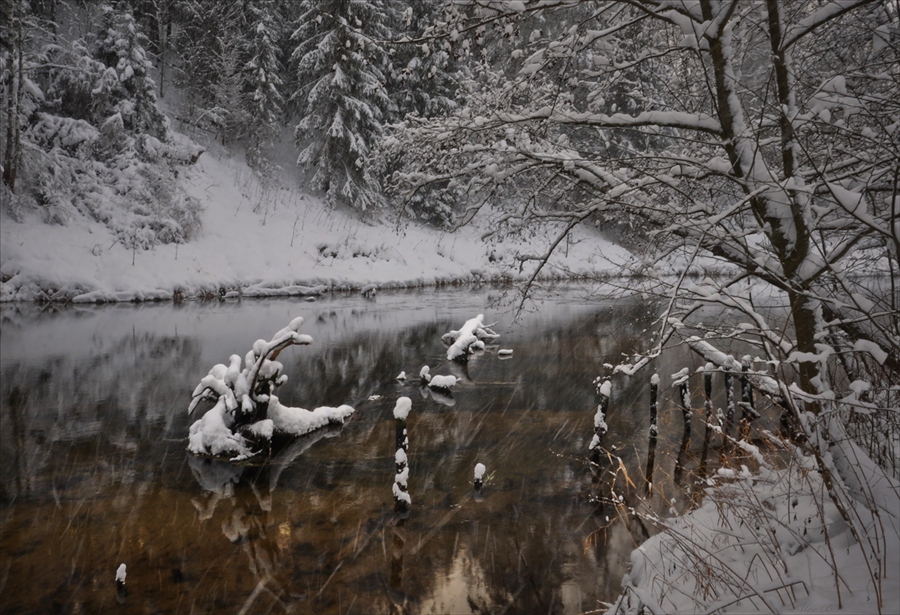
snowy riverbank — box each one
[0,133,632,304]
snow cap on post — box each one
[393,397,412,421]
[474,462,486,481]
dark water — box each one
[1,286,725,614]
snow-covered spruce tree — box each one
[90,3,168,139]
[289,0,397,211]
[372,0,462,228]
[240,0,285,168]
[1,0,28,192]
[389,0,457,121]
[187,317,355,461]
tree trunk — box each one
[2,0,20,190]
[702,0,821,410]
[790,290,821,413]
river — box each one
[1,285,725,614]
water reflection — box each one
[0,287,731,614]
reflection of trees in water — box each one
[0,334,201,500]
[285,323,446,408]
[187,426,347,612]
[3,294,718,613]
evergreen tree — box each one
[241,0,284,167]
[389,0,456,120]
[90,3,167,139]
[174,0,242,139]
[289,0,397,211]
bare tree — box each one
[387,0,899,410]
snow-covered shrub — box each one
[6,5,203,247]
[24,112,201,243]
[187,317,355,461]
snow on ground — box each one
[609,443,900,615]
[0,131,631,303]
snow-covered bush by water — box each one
[187,316,354,461]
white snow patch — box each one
[393,396,412,420]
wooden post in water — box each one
[698,364,714,473]
[590,379,610,466]
[589,379,611,505]
[673,372,692,486]
[739,355,759,441]
[644,374,660,495]
[393,398,411,515]
[724,362,736,448]
[474,462,486,502]
[679,379,692,439]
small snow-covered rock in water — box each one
[394,397,412,421]
[116,563,127,584]
[498,348,513,357]
[419,365,431,383]
[428,375,457,391]
[396,371,407,381]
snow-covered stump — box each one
[419,365,458,404]
[186,317,355,461]
[442,314,499,362]
[393,398,411,515]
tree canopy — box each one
[385,0,899,422]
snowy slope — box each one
[0,131,632,303]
